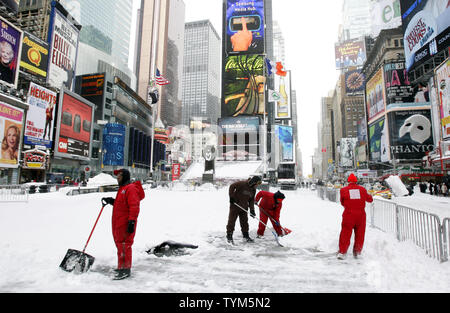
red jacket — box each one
[340,183,373,212]
[112,181,145,229]
[255,191,282,213]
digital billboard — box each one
[24,83,57,148]
[47,1,80,90]
[102,123,126,166]
[54,88,94,161]
[20,31,49,79]
[388,110,435,160]
[435,58,450,139]
[0,101,24,168]
[223,54,265,117]
[401,0,450,71]
[369,117,390,162]
[274,71,292,120]
[335,39,366,70]
[370,0,402,38]
[366,68,386,122]
[0,16,23,89]
[226,0,265,54]
[275,125,294,162]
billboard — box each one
[344,69,365,94]
[335,39,367,69]
[401,0,450,71]
[435,58,450,139]
[102,123,125,166]
[388,110,435,159]
[218,116,261,160]
[24,83,57,148]
[20,31,49,79]
[0,16,23,89]
[384,61,415,105]
[340,138,358,167]
[370,0,402,38]
[54,89,94,161]
[369,117,390,162]
[0,101,24,168]
[366,68,386,122]
[225,0,265,54]
[275,125,294,162]
[274,71,292,120]
[223,54,265,117]
[47,1,80,90]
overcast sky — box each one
[131,0,343,176]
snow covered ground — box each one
[0,185,449,293]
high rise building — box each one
[135,0,185,127]
[181,20,221,127]
[59,0,135,87]
[341,0,371,41]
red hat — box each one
[348,173,358,183]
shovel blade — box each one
[59,249,95,273]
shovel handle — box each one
[82,204,106,253]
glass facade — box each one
[182,20,221,127]
[59,0,132,67]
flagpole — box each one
[149,0,160,177]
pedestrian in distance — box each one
[227,176,262,244]
[255,190,285,237]
[337,173,373,260]
[102,169,145,280]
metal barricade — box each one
[369,198,398,235]
[369,198,447,263]
[0,185,29,203]
[440,218,449,262]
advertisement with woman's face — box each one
[0,16,23,88]
[0,101,24,168]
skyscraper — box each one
[181,20,221,127]
[341,0,371,41]
[135,0,185,127]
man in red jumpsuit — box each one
[255,190,285,237]
[102,169,145,280]
[338,173,373,260]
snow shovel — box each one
[233,202,283,247]
[59,200,107,273]
[257,204,292,236]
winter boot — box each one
[336,253,346,260]
[243,232,254,243]
[226,233,234,245]
[113,268,131,280]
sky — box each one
[131,0,344,177]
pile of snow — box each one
[87,173,118,187]
[385,175,409,197]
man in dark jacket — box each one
[227,176,262,244]
[338,173,373,260]
[102,169,145,280]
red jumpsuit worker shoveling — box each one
[337,173,373,260]
[255,190,290,237]
[102,169,145,280]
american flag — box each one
[155,68,170,86]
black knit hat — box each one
[274,191,285,200]
[114,169,131,186]
[248,176,262,186]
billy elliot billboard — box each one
[47,1,81,91]
[225,0,265,55]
